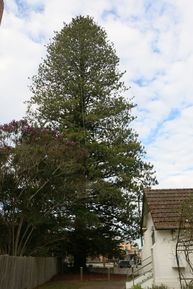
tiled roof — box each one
[144,188,193,230]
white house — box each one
[126,188,193,289]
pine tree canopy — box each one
[27,15,157,267]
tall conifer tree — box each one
[28,16,157,268]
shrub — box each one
[150,285,168,289]
[182,285,193,289]
[131,285,143,289]
[131,283,169,289]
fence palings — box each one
[0,255,58,289]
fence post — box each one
[80,267,83,281]
[132,266,134,286]
[107,267,110,281]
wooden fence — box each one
[0,255,58,289]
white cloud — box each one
[1,0,193,188]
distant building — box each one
[0,0,4,24]
[119,241,141,264]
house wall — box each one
[152,230,181,289]
[142,211,193,289]
[141,212,155,277]
[142,212,154,261]
[142,212,182,288]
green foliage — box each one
[131,285,169,289]
[0,120,85,256]
[131,284,143,289]
[26,16,157,265]
[182,285,193,289]
[150,285,169,289]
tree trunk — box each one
[73,249,87,271]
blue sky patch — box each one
[28,32,46,44]
[164,108,181,122]
[133,77,155,87]
[15,0,44,18]
[151,36,161,54]
[144,0,170,16]
[143,108,181,145]
[143,122,163,145]
[102,8,119,20]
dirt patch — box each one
[52,273,127,289]
[53,272,127,281]
[79,281,125,289]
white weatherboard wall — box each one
[126,212,154,289]
[141,211,182,289]
[152,230,180,289]
[142,212,154,261]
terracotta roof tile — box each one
[144,188,193,230]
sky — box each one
[0,0,193,189]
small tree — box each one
[0,120,85,256]
[176,196,193,288]
[27,16,157,268]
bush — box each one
[131,285,143,289]
[150,285,168,289]
[182,286,193,289]
[131,283,169,289]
